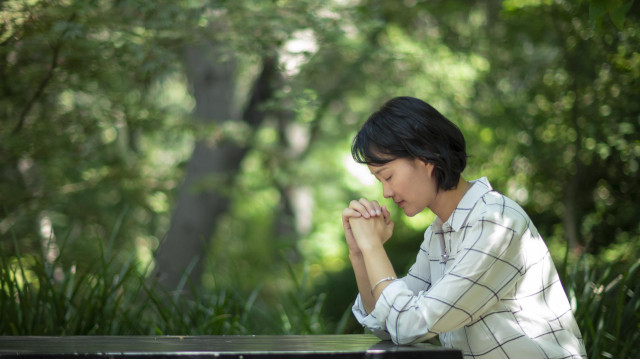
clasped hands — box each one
[342,198,394,255]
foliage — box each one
[587,0,636,30]
[1,0,199,272]
[560,253,640,359]
[1,0,639,358]
[473,0,640,254]
[0,229,330,336]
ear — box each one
[425,162,435,178]
[414,158,435,177]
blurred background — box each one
[1,0,639,358]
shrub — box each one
[560,251,640,359]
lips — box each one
[395,200,405,208]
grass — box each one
[559,248,640,359]
[0,226,330,336]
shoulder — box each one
[471,190,531,235]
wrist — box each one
[359,240,385,255]
[349,250,364,261]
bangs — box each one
[351,128,395,166]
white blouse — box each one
[353,177,586,358]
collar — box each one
[434,177,493,232]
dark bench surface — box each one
[0,334,462,358]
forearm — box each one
[360,243,397,300]
[349,252,376,314]
[347,214,396,312]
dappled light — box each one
[1,0,638,357]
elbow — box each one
[386,312,436,345]
[391,331,433,345]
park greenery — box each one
[1,0,639,358]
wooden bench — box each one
[0,334,462,358]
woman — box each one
[342,96,586,358]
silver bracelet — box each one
[371,276,396,295]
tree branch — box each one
[12,14,76,134]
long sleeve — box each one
[362,210,527,344]
[352,227,434,340]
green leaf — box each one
[589,0,609,23]
[609,0,634,29]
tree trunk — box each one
[152,41,278,292]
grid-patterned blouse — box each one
[352,177,586,358]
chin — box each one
[404,205,427,217]
[404,208,419,217]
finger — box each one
[350,200,371,218]
[342,208,363,221]
[358,198,380,218]
[369,200,382,216]
[382,205,391,224]
[342,209,362,229]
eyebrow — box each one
[372,167,387,175]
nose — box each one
[382,183,393,199]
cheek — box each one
[409,174,435,201]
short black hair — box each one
[351,96,467,191]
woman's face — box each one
[368,157,438,217]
